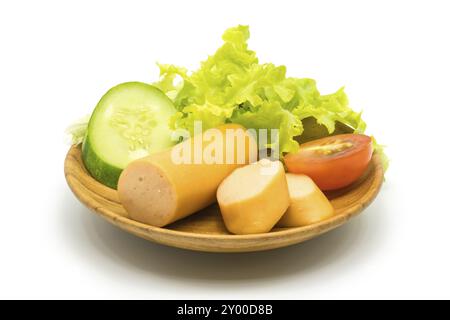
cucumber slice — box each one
[82,82,176,189]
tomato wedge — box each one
[284,134,373,190]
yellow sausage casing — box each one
[118,124,256,227]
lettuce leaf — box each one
[153,25,379,158]
[372,138,390,172]
[65,115,89,145]
[151,25,387,171]
[231,101,302,153]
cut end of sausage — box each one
[118,161,177,227]
[217,160,285,206]
[285,174,316,197]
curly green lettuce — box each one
[153,25,389,168]
[65,115,89,145]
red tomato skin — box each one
[284,134,373,190]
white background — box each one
[1,0,449,299]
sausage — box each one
[217,160,290,234]
[277,174,334,227]
[117,124,256,227]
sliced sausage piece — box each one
[277,173,334,227]
[118,124,256,227]
[217,160,290,235]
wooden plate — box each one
[64,145,384,253]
